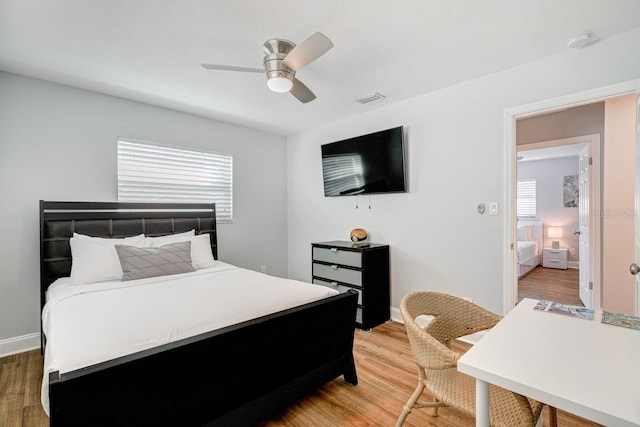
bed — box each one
[40,201,358,427]
[516,219,542,278]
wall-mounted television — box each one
[321,126,406,196]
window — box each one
[117,139,233,222]
[516,179,536,217]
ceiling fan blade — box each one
[290,78,316,103]
[201,64,264,73]
[283,32,333,71]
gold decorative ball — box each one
[350,228,367,242]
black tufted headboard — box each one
[39,200,218,315]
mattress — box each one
[517,241,538,267]
[41,262,338,415]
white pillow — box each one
[145,232,216,270]
[69,233,146,285]
[189,234,216,269]
[516,225,531,241]
[144,229,195,246]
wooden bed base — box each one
[40,201,358,426]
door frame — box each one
[636,94,640,316]
[515,135,601,308]
[503,79,640,313]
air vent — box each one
[356,92,386,104]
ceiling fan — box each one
[201,32,333,104]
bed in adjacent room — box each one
[516,219,542,278]
[40,201,358,427]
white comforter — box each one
[41,262,338,415]
[517,241,538,266]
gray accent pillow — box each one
[115,241,195,281]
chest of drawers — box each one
[542,248,568,270]
[311,241,390,330]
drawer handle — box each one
[549,260,560,263]
[330,248,338,252]
[331,265,338,269]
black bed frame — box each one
[40,201,358,426]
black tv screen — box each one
[321,126,406,196]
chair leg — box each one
[548,406,558,427]
[432,397,441,416]
[396,366,448,426]
[395,378,425,427]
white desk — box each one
[457,298,640,427]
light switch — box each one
[489,202,499,215]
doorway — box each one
[515,136,600,308]
[503,80,640,315]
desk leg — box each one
[476,379,490,427]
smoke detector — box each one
[567,32,595,49]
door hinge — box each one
[589,281,593,290]
[589,157,593,166]
[511,243,514,250]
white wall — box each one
[0,71,287,346]
[286,28,640,314]
[517,157,579,262]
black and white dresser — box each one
[311,241,390,330]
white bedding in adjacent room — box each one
[41,262,338,415]
[517,240,538,267]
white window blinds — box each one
[117,139,233,222]
[516,179,536,217]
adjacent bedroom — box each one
[515,149,581,306]
[1,2,640,427]
[515,97,637,313]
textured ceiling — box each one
[1,0,640,135]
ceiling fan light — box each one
[267,76,293,93]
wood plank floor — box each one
[518,266,582,306]
[0,351,48,427]
[0,322,600,427]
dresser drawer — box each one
[312,262,362,287]
[543,248,568,269]
[313,278,363,305]
[312,247,362,268]
[543,258,568,269]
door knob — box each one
[630,263,640,276]
[573,230,581,236]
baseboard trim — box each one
[390,306,402,323]
[568,261,579,269]
[0,333,40,358]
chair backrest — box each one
[400,291,502,370]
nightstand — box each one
[542,248,568,270]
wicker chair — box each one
[396,291,556,427]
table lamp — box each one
[548,227,562,249]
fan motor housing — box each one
[262,39,294,55]
[263,39,295,81]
